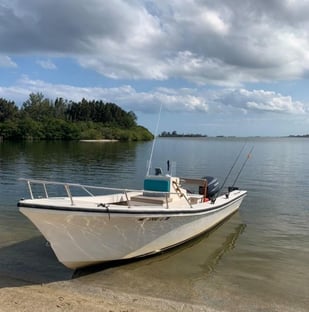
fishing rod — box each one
[218,142,247,196]
[211,143,247,203]
[231,146,254,188]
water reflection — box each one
[1,138,308,310]
[0,210,245,294]
[0,141,151,204]
[73,213,246,303]
[0,236,72,288]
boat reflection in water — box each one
[73,212,246,303]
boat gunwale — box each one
[18,191,247,216]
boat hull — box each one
[19,190,246,269]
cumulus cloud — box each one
[1,0,309,85]
[119,87,209,113]
[36,59,57,70]
[1,76,307,117]
[0,76,208,113]
[0,55,17,68]
[212,88,308,114]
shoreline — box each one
[0,277,305,312]
[0,236,306,312]
[0,279,211,312]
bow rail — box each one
[18,178,193,208]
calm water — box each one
[0,138,308,311]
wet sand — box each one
[0,280,211,312]
[0,229,307,312]
[0,274,306,312]
[0,236,209,312]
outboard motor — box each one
[199,176,220,199]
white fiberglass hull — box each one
[19,190,246,269]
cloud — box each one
[211,88,308,114]
[118,87,209,113]
[36,59,57,70]
[1,0,309,85]
[0,55,17,68]
[0,76,208,113]
[0,76,307,117]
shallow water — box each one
[0,138,308,311]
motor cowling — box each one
[199,176,220,199]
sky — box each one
[0,0,309,137]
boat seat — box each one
[130,195,173,205]
[187,194,204,204]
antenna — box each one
[146,103,163,176]
[232,146,254,187]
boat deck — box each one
[18,177,246,213]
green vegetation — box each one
[0,93,153,141]
[159,130,207,137]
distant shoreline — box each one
[80,139,119,142]
[288,134,309,138]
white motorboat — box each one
[18,169,247,269]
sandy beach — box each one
[0,228,307,312]
[0,236,211,312]
[0,280,211,312]
[0,233,210,312]
[0,234,307,312]
[1,276,307,312]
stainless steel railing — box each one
[19,178,193,208]
[19,178,142,206]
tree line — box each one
[0,93,153,141]
[160,130,207,137]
